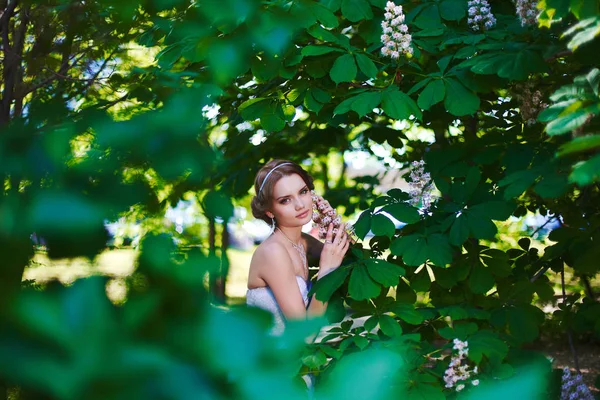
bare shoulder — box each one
[250,239,294,276]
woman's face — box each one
[267,173,313,228]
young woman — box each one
[246,160,350,334]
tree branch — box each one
[0,0,19,124]
[11,2,30,118]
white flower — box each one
[380,1,412,58]
[472,379,480,386]
[456,384,465,392]
[467,0,496,31]
[516,0,538,26]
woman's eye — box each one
[301,188,308,194]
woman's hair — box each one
[251,159,314,224]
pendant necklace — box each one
[276,227,308,279]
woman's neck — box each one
[276,225,302,244]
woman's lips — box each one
[297,210,309,219]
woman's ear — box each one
[265,211,274,219]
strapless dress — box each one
[246,276,310,335]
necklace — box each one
[276,227,308,279]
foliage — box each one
[1,0,599,398]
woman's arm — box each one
[306,223,350,317]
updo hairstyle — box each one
[251,160,314,224]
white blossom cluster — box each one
[408,160,434,211]
[513,82,547,125]
[515,0,538,26]
[380,1,413,59]
[443,339,480,392]
[467,0,496,31]
[561,368,594,400]
[311,191,354,239]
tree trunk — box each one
[216,219,230,303]
[207,216,218,301]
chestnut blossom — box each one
[380,1,412,58]
[516,0,538,26]
[467,0,496,31]
[311,191,354,240]
[443,339,480,392]
[512,82,547,125]
[561,368,594,400]
[408,160,435,211]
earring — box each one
[270,217,276,232]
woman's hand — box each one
[318,223,350,278]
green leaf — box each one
[464,166,481,200]
[330,54,357,84]
[449,213,469,246]
[239,97,268,120]
[321,0,342,11]
[371,213,396,237]
[379,315,403,337]
[352,335,369,349]
[507,305,543,343]
[302,45,343,56]
[382,203,420,224]
[364,316,379,332]
[413,4,442,29]
[352,211,372,240]
[312,267,351,301]
[348,264,381,300]
[365,259,405,286]
[309,2,340,28]
[557,134,600,156]
[417,79,445,110]
[260,103,286,132]
[341,0,373,22]
[533,173,569,198]
[468,330,508,363]
[466,212,497,239]
[546,102,600,136]
[426,234,453,267]
[302,350,328,368]
[468,263,495,294]
[350,91,382,117]
[390,235,428,266]
[569,154,600,185]
[565,16,600,50]
[394,304,425,325]
[382,88,422,120]
[355,53,378,79]
[443,78,480,116]
[439,0,466,21]
[405,383,445,400]
[498,169,539,199]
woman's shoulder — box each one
[252,238,290,264]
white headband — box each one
[259,163,292,195]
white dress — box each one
[246,276,310,335]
